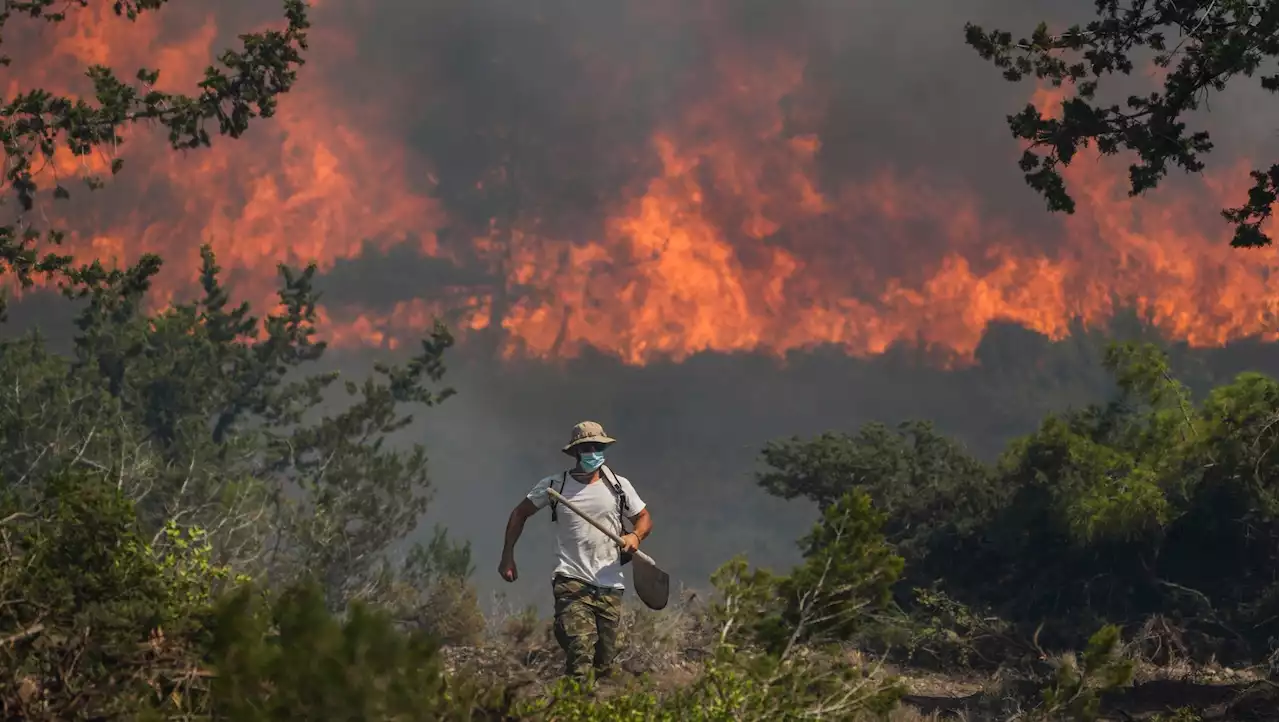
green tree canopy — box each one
[756,420,998,589]
[0,0,475,626]
[757,343,1278,663]
[1,244,469,616]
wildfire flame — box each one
[3,3,1275,366]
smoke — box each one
[402,321,1275,611]
[1,0,1275,609]
[6,0,1275,357]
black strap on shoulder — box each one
[549,466,631,530]
[601,465,635,567]
[600,464,631,523]
[549,472,568,522]
[549,465,635,566]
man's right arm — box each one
[502,498,539,558]
[500,478,551,582]
[498,498,539,582]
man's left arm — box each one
[618,476,650,553]
[620,509,650,553]
[628,508,652,543]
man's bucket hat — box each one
[562,420,617,456]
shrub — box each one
[518,647,903,721]
[709,490,903,655]
[755,343,1278,665]
[1031,625,1135,722]
[204,581,510,721]
[0,473,222,720]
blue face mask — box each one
[577,450,606,473]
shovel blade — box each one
[632,555,670,611]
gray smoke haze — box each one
[3,0,1276,613]
[353,324,1276,612]
[303,0,1274,619]
[6,292,1275,613]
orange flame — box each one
[2,4,1274,366]
[7,3,443,317]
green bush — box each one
[756,342,1278,665]
[518,647,902,721]
[707,490,903,655]
[0,473,221,720]
[0,472,507,721]
[1032,625,1135,722]
[204,581,509,721]
[768,490,905,650]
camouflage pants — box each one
[551,574,624,680]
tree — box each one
[756,342,1278,664]
[0,0,310,318]
[0,0,479,655]
[964,1,1278,247]
[706,489,903,659]
[973,343,1276,659]
[0,0,493,702]
[756,421,997,589]
[768,490,905,651]
[0,244,470,619]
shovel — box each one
[547,487,670,611]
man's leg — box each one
[592,589,624,678]
[552,576,597,680]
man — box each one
[499,421,653,681]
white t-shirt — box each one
[526,466,646,590]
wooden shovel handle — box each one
[547,487,656,567]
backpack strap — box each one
[549,471,568,523]
[599,465,631,529]
[551,468,630,524]
[600,465,635,567]
[550,467,634,539]
[549,466,635,565]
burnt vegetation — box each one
[0,2,1276,721]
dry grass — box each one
[615,587,709,676]
[446,586,712,697]
[885,707,947,722]
[1122,615,1273,687]
[441,592,1276,721]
